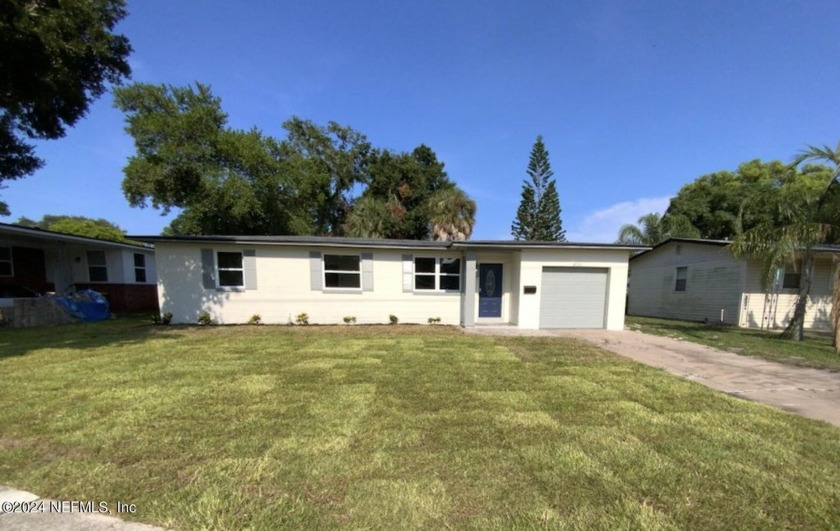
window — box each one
[0,247,11,277]
[87,251,108,282]
[675,266,687,292]
[134,253,147,283]
[782,271,801,289]
[324,254,361,289]
[414,257,461,291]
[217,251,244,287]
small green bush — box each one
[153,312,173,325]
[428,317,441,325]
[343,316,356,324]
[247,314,262,325]
[389,314,399,325]
[296,313,309,326]
[197,311,213,326]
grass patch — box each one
[1,318,840,529]
[627,315,840,371]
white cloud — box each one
[566,196,671,243]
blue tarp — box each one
[53,289,110,322]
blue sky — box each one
[5,0,839,241]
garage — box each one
[539,267,608,328]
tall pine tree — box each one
[511,136,565,241]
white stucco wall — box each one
[516,248,631,330]
[155,243,463,325]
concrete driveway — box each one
[465,327,840,428]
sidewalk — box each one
[0,486,165,531]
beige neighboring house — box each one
[135,235,646,329]
[628,238,840,330]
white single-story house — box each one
[0,222,158,313]
[628,238,840,330]
[136,235,646,329]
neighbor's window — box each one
[134,253,147,283]
[414,257,461,291]
[0,247,12,276]
[217,251,244,287]
[675,266,687,292]
[782,270,801,289]
[87,250,108,282]
[324,254,361,289]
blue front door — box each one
[478,263,503,318]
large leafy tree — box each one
[728,150,839,343]
[115,82,473,238]
[16,214,126,241]
[511,136,565,241]
[616,212,699,246]
[665,160,832,240]
[0,0,132,215]
[344,146,475,240]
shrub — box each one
[389,314,399,325]
[343,316,356,324]
[247,314,262,325]
[428,317,441,325]
[296,313,309,326]
[153,312,173,325]
[197,311,213,326]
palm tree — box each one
[617,213,666,245]
[729,143,840,343]
[792,143,840,348]
[427,187,477,241]
[617,213,699,246]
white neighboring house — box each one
[628,238,840,330]
[136,235,646,329]
[0,222,158,313]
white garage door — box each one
[539,267,608,329]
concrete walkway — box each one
[0,486,165,531]
[465,326,840,427]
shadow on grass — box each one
[0,314,184,360]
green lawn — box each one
[626,315,840,371]
[2,319,840,530]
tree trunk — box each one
[833,256,840,352]
[782,253,814,341]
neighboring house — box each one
[135,235,646,329]
[0,222,158,313]
[628,238,840,330]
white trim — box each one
[413,256,462,293]
[322,253,362,291]
[0,246,12,277]
[216,250,244,288]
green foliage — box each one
[296,313,309,326]
[511,136,565,241]
[665,159,833,240]
[344,146,475,240]
[343,316,356,324]
[152,312,173,326]
[617,212,700,245]
[427,317,441,325]
[197,311,213,326]
[115,83,473,238]
[727,155,840,341]
[389,314,399,325]
[247,314,262,325]
[0,0,132,214]
[16,215,126,242]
